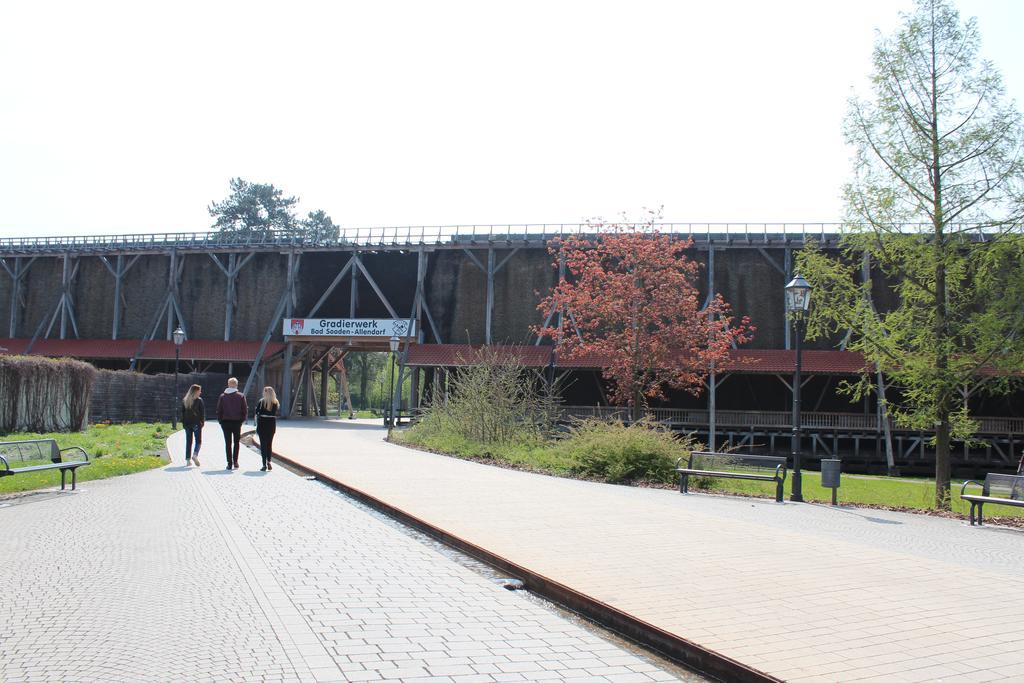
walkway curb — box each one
[268,446,780,683]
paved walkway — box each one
[268,419,1024,683]
[0,423,686,682]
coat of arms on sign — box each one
[290,319,304,333]
[393,320,409,337]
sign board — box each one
[283,318,415,338]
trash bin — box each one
[820,458,841,505]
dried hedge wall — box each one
[0,355,97,433]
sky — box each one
[1,0,1022,238]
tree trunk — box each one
[359,366,369,410]
[935,407,952,508]
[929,15,952,511]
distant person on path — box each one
[181,384,204,467]
[255,386,280,471]
[216,377,248,470]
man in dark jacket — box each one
[216,377,248,469]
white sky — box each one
[1,0,1022,237]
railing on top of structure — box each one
[1,223,851,254]
[0,222,1005,255]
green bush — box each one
[552,418,696,484]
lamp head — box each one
[784,274,812,315]
[389,335,400,353]
[172,326,186,346]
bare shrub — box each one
[411,348,560,447]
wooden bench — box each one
[959,473,1024,526]
[676,452,788,503]
[0,439,91,491]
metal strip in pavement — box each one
[268,446,780,683]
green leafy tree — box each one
[798,0,1024,508]
[300,209,340,242]
[208,178,298,238]
[347,352,387,410]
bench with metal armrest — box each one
[676,452,788,503]
[959,473,1024,526]
[0,439,91,491]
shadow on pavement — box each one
[203,470,236,476]
[242,471,267,477]
[824,505,904,525]
[164,466,192,472]
[0,488,84,507]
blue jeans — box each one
[184,423,203,460]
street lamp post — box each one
[172,326,186,429]
[387,335,400,433]
[784,275,811,502]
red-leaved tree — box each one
[536,226,754,420]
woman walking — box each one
[216,377,248,470]
[255,386,280,471]
[182,384,204,466]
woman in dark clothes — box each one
[181,384,205,467]
[255,386,280,471]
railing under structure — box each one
[562,406,1024,437]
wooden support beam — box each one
[217,252,256,342]
[485,248,495,344]
[308,256,355,317]
[391,250,426,423]
[243,251,301,399]
[756,247,786,274]
[535,248,565,346]
[494,248,520,273]
[338,360,354,418]
[350,253,358,317]
[281,341,294,418]
[320,350,330,417]
[353,256,399,318]
[58,253,81,339]
[2,256,37,338]
[708,370,717,452]
[100,254,140,340]
[461,248,485,272]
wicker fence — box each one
[89,370,259,424]
[0,355,97,433]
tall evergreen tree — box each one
[208,178,299,238]
[300,209,340,242]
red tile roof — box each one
[406,344,554,367]
[140,340,285,362]
[0,339,29,355]
[725,349,869,375]
[0,338,284,362]
[38,338,143,359]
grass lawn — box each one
[347,410,382,420]
[700,470,1024,519]
[399,429,1023,521]
[398,431,579,475]
[0,423,170,494]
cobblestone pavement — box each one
[269,420,1024,683]
[0,424,685,683]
